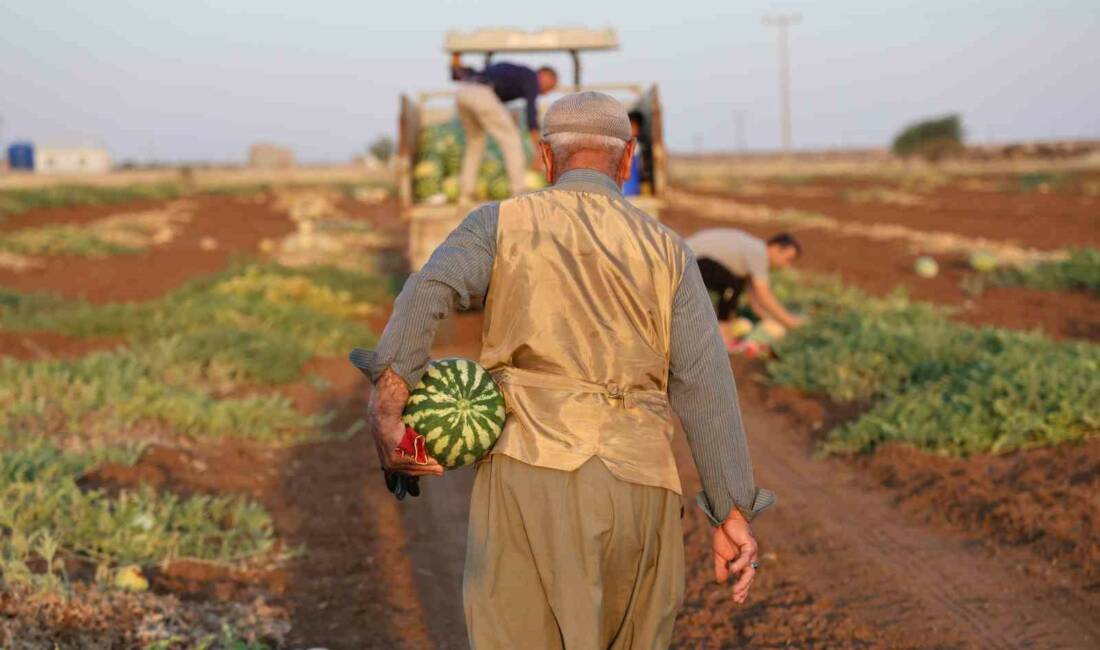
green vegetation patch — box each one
[2,263,383,384]
[0,184,182,222]
[891,113,963,160]
[0,434,275,595]
[0,223,141,257]
[998,171,1079,194]
[768,271,1100,455]
[0,340,322,444]
[0,442,274,567]
[987,248,1100,296]
[0,262,387,598]
[830,340,1098,455]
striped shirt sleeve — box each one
[349,202,498,389]
[668,251,776,523]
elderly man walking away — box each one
[454,61,558,201]
[354,92,773,649]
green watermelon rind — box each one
[402,358,505,469]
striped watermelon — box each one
[402,358,505,468]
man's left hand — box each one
[712,509,759,603]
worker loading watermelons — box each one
[452,60,559,202]
[351,92,772,649]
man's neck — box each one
[554,169,623,197]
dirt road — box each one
[728,361,1100,649]
[388,316,1100,649]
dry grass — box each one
[668,189,1065,266]
[669,151,1100,184]
[0,164,395,192]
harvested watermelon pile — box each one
[722,316,788,358]
[412,120,546,204]
[402,358,505,468]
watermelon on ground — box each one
[970,251,999,273]
[402,358,505,469]
[914,256,939,278]
[728,317,754,339]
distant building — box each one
[7,142,35,170]
[248,143,295,169]
[34,147,111,173]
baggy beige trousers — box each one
[455,82,527,200]
[463,455,685,650]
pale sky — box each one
[1,0,1097,163]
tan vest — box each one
[480,188,687,494]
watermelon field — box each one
[0,157,1098,648]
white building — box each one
[34,147,112,174]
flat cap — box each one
[541,91,632,141]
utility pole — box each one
[763,13,800,152]
[732,110,747,152]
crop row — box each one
[0,184,183,222]
[0,263,385,613]
[768,272,1099,454]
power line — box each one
[762,13,801,152]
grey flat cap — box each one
[541,91,632,141]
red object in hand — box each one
[395,426,429,465]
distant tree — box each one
[892,114,964,161]
[368,136,395,162]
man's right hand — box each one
[712,509,759,604]
[368,369,444,478]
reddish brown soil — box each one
[690,175,1100,250]
[388,317,1100,648]
[663,206,1100,341]
[0,199,168,232]
[860,441,1100,589]
[0,194,294,303]
[708,357,1100,647]
[5,186,1098,647]
[0,330,122,360]
[78,365,432,650]
[750,363,1100,592]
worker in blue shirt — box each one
[623,111,646,196]
[453,62,558,200]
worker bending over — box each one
[686,229,804,330]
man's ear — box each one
[616,139,637,187]
[539,141,554,184]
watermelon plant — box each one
[823,335,1099,454]
[989,247,1100,296]
[0,183,183,223]
[767,269,1100,455]
[1,263,385,384]
[402,358,505,468]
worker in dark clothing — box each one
[453,62,558,199]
